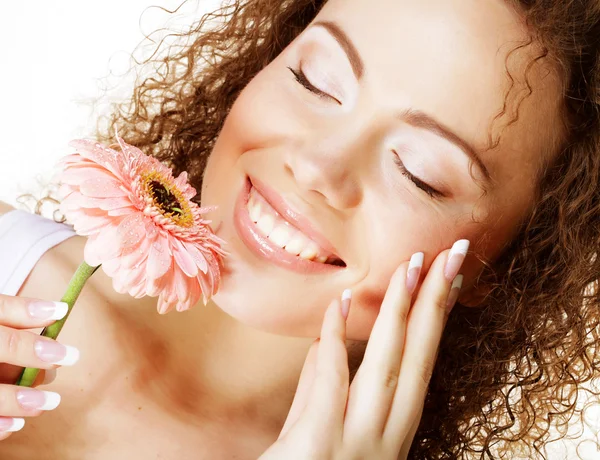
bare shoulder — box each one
[17,221,128,308]
[17,234,88,300]
[0,200,83,301]
[0,200,15,215]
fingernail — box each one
[444,240,470,282]
[42,368,57,385]
[341,289,352,320]
[406,252,424,295]
[0,418,25,432]
[27,301,69,321]
[446,274,463,311]
[16,389,61,411]
[34,340,80,365]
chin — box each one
[210,273,320,338]
[199,157,348,338]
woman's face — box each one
[201,0,563,340]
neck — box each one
[122,297,314,431]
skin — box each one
[0,0,564,458]
[202,0,563,340]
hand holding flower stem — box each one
[15,133,225,387]
[16,263,100,387]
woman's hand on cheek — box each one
[258,240,469,460]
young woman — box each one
[0,0,598,458]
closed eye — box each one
[287,66,342,105]
[393,153,445,199]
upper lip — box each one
[248,175,342,260]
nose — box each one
[284,129,365,211]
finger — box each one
[344,254,423,441]
[384,240,468,450]
[41,369,57,386]
[0,326,80,369]
[398,404,423,459]
[297,297,349,442]
[0,417,25,437]
[0,295,68,329]
[278,340,320,439]
[0,384,61,417]
[0,363,57,387]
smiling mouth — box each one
[246,180,346,267]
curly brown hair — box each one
[91,0,600,458]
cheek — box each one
[217,66,304,154]
[342,206,448,340]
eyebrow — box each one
[399,109,491,182]
[313,20,364,80]
[313,20,491,183]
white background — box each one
[0,0,219,207]
[0,2,598,457]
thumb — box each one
[278,340,320,439]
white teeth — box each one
[284,233,308,256]
[246,186,340,265]
[249,201,261,223]
[269,225,292,247]
[256,214,275,236]
[299,241,319,260]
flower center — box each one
[149,180,183,216]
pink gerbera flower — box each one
[55,134,227,314]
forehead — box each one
[312,0,563,181]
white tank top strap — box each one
[0,209,76,296]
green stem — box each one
[16,261,100,387]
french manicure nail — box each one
[406,252,424,295]
[34,340,80,365]
[17,389,61,411]
[446,274,463,311]
[42,368,57,385]
[341,289,352,320]
[444,240,470,282]
[27,301,69,321]
[0,418,25,433]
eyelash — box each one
[287,66,340,103]
[289,65,443,199]
[393,154,444,199]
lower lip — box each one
[233,177,342,274]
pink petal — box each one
[157,295,176,314]
[80,177,128,198]
[117,213,146,250]
[72,196,133,211]
[171,237,198,277]
[128,279,147,298]
[60,165,118,187]
[145,271,170,297]
[85,218,126,262]
[156,266,177,314]
[198,270,213,305]
[188,278,201,308]
[68,139,126,181]
[69,211,113,235]
[146,234,172,280]
[101,257,122,277]
[115,267,145,293]
[55,153,82,168]
[177,278,201,312]
[115,135,142,159]
[183,242,208,274]
[100,197,134,211]
[83,234,104,267]
[173,267,192,304]
[60,192,87,212]
[108,206,138,217]
[121,237,151,269]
